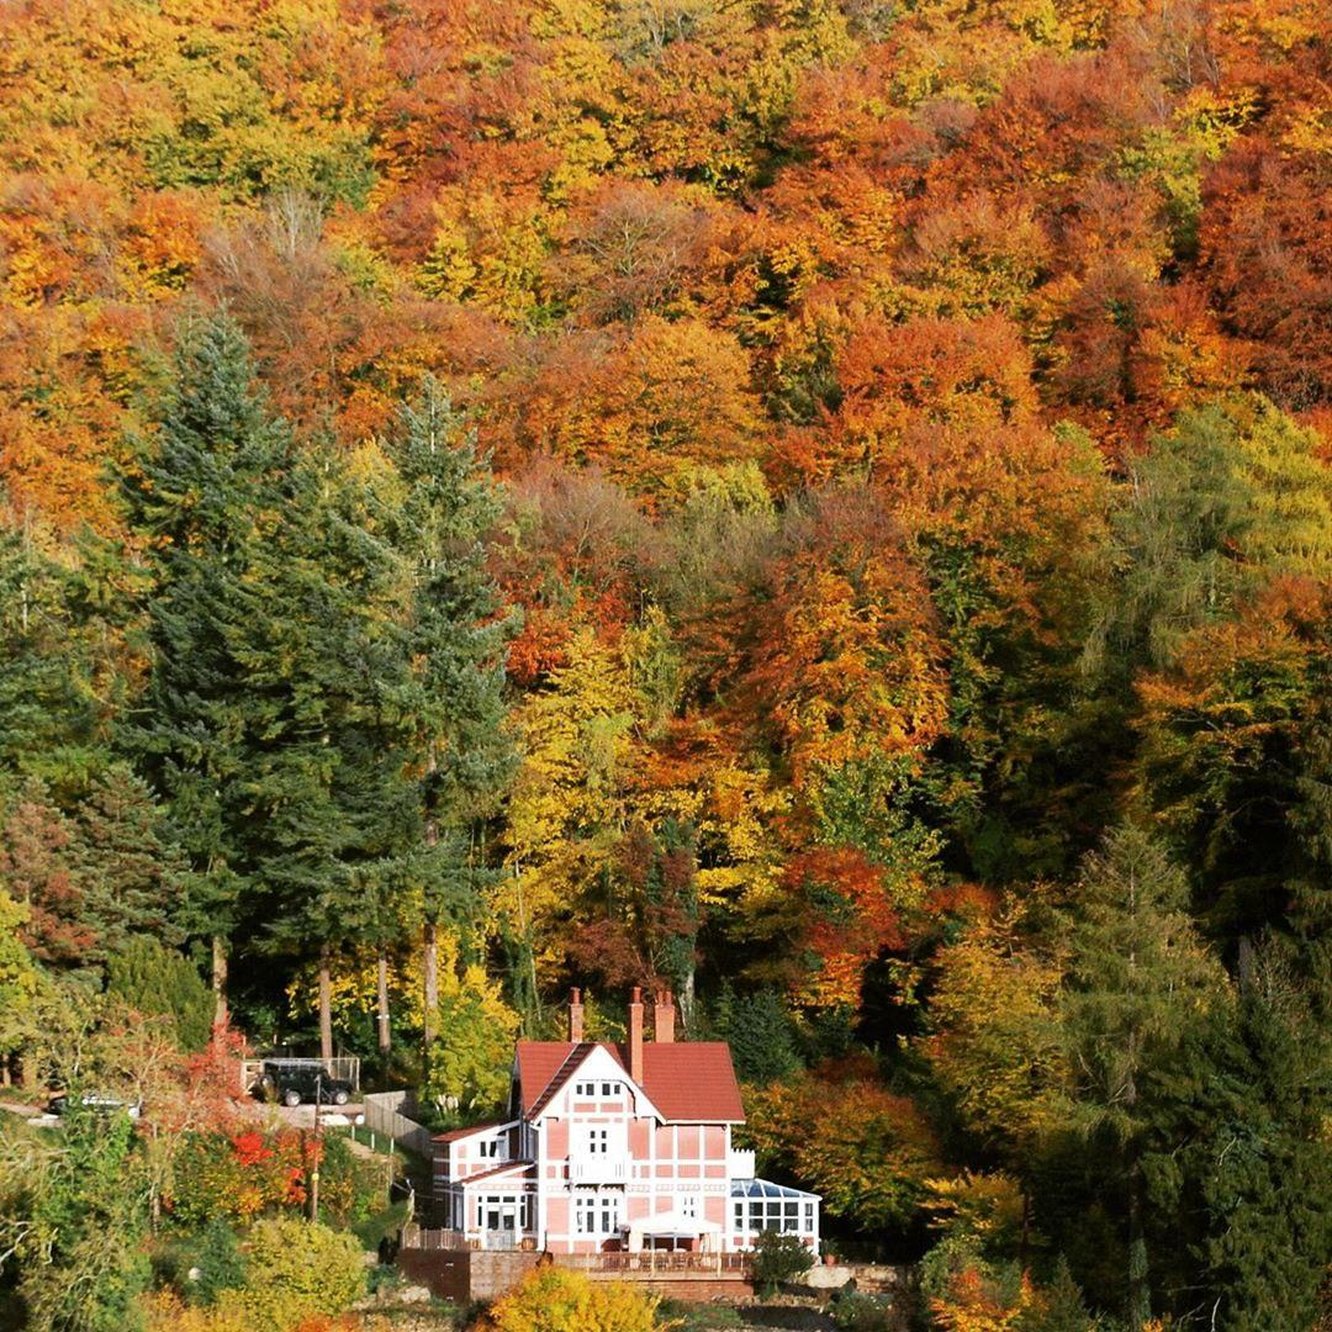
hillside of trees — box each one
[4,0,1332,1327]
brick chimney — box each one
[628,986,644,1085]
[568,987,584,1043]
[654,988,675,1044]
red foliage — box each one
[783,846,906,1008]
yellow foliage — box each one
[141,1291,250,1332]
[479,1263,663,1332]
[923,907,1067,1151]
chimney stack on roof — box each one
[654,988,675,1044]
[629,986,644,1085]
[568,987,584,1043]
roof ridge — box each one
[526,1039,601,1118]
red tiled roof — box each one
[458,1161,534,1187]
[433,1121,503,1143]
[641,1042,744,1123]
[513,1039,744,1123]
[516,1042,619,1117]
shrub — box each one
[107,938,213,1052]
[318,1131,392,1232]
[751,1230,815,1293]
[478,1264,661,1332]
[215,1218,366,1330]
[180,1219,247,1306]
[831,1288,895,1332]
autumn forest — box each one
[3,0,1332,1327]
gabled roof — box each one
[513,1039,744,1123]
[434,1120,505,1143]
[523,1041,603,1119]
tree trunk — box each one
[1127,1164,1149,1332]
[423,920,439,1048]
[319,948,333,1063]
[377,946,391,1059]
[212,934,229,1034]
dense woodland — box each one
[4,0,1332,1327]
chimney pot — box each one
[654,988,676,1044]
[568,987,584,1043]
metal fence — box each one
[364,1090,435,1158]
[240,1056,361,1097]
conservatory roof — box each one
[731,1177,821,1200]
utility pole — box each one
[309,1071,322,1223]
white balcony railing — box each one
[728,1150,756,1178]
[568,1158,628,1184]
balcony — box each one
[568,1158,628,1184]
[728,1150,756,1178]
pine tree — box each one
[1155,941,1332,1332]
[240,445,418,1060]
[117,311,301,1027]
[383,381,516,1049]
[1059,826,1228,1330]
[0,513,98,784]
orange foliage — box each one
[783,847,906,1007]
[734,487,949,784]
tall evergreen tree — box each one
[241,446,419,1060]
[0,512,100,787]
[383,382,516,1049]
[1156,941,1332,1331]
[117,312,301,1026]
[1059,826,1228,1330]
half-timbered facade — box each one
[432,988,820,1255]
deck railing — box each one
[562,1251,752,1276]
[401,1226,468,1251]
[399,1230,752,1276]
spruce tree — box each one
[118,311,298,1027]
[240,445,418,1060]
[1160,942,1332,1331]
[0,513,98,784]
[383,382,516,1048]
[1059,826,1228,1330]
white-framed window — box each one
[478,1138,504,1159]
[743,1200,803,1233]
[679,1193,699,1220]
[574,1192,621,1235]
[574,1079,621,1099]
[584,1128,610,1155]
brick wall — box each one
[396,1248,542,1303]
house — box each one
[432,987,820,1256]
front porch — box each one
[441,1162,538,1249]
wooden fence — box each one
[364,1090,435,1158]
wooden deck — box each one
[400,1228,753,1282]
